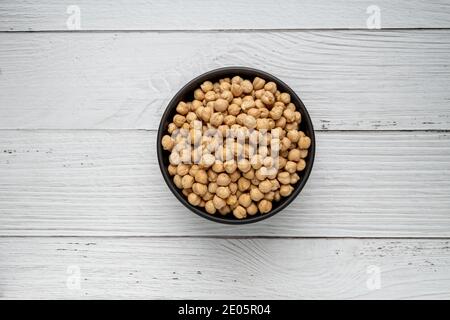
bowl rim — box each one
[157,66,315,224]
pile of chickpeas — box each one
[161,75,311,219]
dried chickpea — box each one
[299,136,311,149]
[219,205,231,215]
[258,199,272,213]
[238,193,252,208]
[216,173,231,186]
[233,206,247,219]
[173,114,186,127]
[229,170,241,182]
[194,89,205,100]
[258,180,272,193]
[241,80,253,94]
[205,200,216,214]
[297,159,306,171]
[264,82,277,94]
[238,177,251,191]
[216,186,231,199]
[228,103,241,116]
[212,161,225,173]
[162,135,174,151]
[237,159,251,173]
[192,183,207,196]
[280,184,294,197]
[252,77,266,90]
[188,193,201,206]
[285,161,297,174]
[208,182,218,194]
[231,83,243,97]
[277,171,291,185]
[168,164,177,176]
[227,194,238,207]
[288,149,301,162]
[181,175,194,189]
[261,91,275,106]
[214,98,229,112]
[247,203,258,215]
[279,92,291,104]
[194,169,208,184]
[213,195,226,209]
[250,187,264,202]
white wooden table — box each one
[1,1,450,299]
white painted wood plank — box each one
[1,31,450,130]
[1,130,449,237]
[1,237,449,299]
[1,0,450,31]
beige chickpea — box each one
[168,164,177,176]
[207,169,218,182]
[220,82,231,92]
[228,103,241,116]
[213,195,226,209]
[250,187,264,202]
[290,173,300,184]
[200,107,212,122]
[231,76,243,84]
[224,115,236,126]
[176,163,189,176]
[297,159,306,171]
[258,179,272,193]
[285,122,298,131]
[229,170,241,182]
[277,171,291,185]
[233,205,247,219]
[274,191,281,201]
[169,152,181,165]
[205,200,216,214]
[264,191,275,201]
[194,88,205,101]
[216,186,231,199]
[258,199,272,213]
[236,113,247,126]
[220,90,234,103]
[173,174,183,189]
[264,82,277,94]
[189,164,200,177]
[279,92,291,104]
[201,154,215,168]
[219,205,231,215]
[208,182,218,194]
[227,194,238,206]
[238,177,251,192]
[212,161,225,173]
[237,159,251,173]
[210,112,224,127]
[247,107,261,119]
[200,81,214,93]
[188,193,201,206]
[255,89,265,99]
[168,123,177,134]
[241,80,253,94]
[243,115,257,129]
[283,109,295,122]
[194,169,208,184]
[299,149,308,159]
[203,192,213,201]
[192,183,208,196]
[229,182,238,194]
[285,161,297,174]
[246,203,258,215]
[224,160,237,174]
[275,116,286,128]
[161,135,174,151]
[288,149,301,162]
[252,77,266,90]
[251,177,260,186]
[217,173,231,186]
[173,114,186,127]
[270,179,280,191]
[204,91,216,102]
[279,184,294,197]
[261,91,275,106]
[176,102,189,115]
[298,136,311,149]
[256,118,271,130]
[287,130,300,143]
[250,154,263,170]
[214,98,229,112]
[231,83,243,97]
[255,168,267,181]
[185,112,197,124]
[238,193,252,208]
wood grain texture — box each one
[1,130,449,237]
[1,0,450,31]
[1,31,450,130]
[1,237,449,299]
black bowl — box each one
[157,67,315,224]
